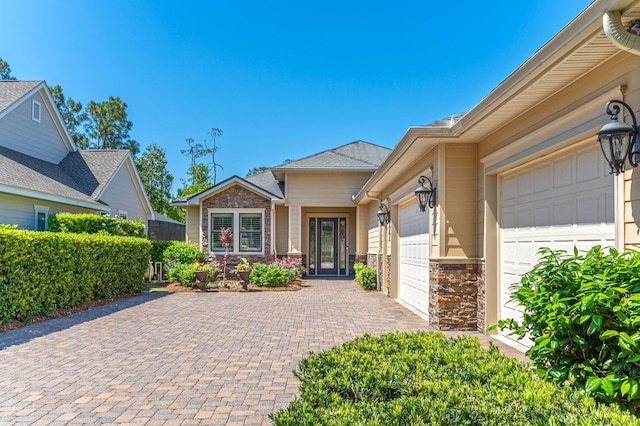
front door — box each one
[317,218,338,275]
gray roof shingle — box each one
[0,81,43,114]
[59,150,129,198]
[272,140,391,171]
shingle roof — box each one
[59,150,129,198]
[272,140,391,171]
[0,146,100,205]
[421,112,467,128]
[0,80,43,114]
[0,146,129,207]
[244,170,284,198]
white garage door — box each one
[500,145,615,342]
[398,201,430,317]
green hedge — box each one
[271,332,639,425]
[353,262,377,290]
[150,239,177,263]
[0,229,151,324]
[48,212,145,238]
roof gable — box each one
[172,174,283,206]
[271,140,391,181]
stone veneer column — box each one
[428,261,484,331]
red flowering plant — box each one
[219,227,233,281]
[270,257,305,282]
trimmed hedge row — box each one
[271,331,639,425]
[353,262,377,290]
[0,229,151,324]
[48,212,145,238]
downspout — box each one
[603,10,640,56]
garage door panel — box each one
[399,202,430,317]
[500,145,615,346]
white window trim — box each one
[117,209,128,219]
[34,205,49,231]
[208,208,265,255]
[32,99,41,123]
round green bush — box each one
[162,241,205,264]
[250,263,289,287]
[271,331,638,425]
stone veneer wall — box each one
[428,262,483,331]
[201,185,273,267]
[476,263,486,333]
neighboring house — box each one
[172,0,640,343]
[0,80,153,231]
[172,140,391,272]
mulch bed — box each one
[0,279,302,334]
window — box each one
[34,205,49,231]
[117,210,128,219]
[240,213,262,252]
[209,210,264,253]
[32,100,41,123]
[211,213,234,252]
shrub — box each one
[166,260,219,286]
[162,241,205,265]
[48,212,145,238]
[271,331,638,425]
[492,246,640,412]
[250,263,289,287]
[270,257,305,281]
[353,262,377,290]
[0,229,150,324]
[150,239,176,263]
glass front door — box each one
[317,218,338,275]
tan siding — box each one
[444,144,478,258]
[0,92,70,163]
[366,201,380,256]
[275,205,289,255]
[0,193,95,230]
[185,207,200,244]
[285,172,373,206]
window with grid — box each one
[239,213,262,252]
[211,213,233,252]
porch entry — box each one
[308,217,348,276]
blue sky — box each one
[1,1,590,193]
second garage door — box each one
[500,144,615,342]
[398,200,430,317]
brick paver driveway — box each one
[0,279,519,425]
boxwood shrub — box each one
[162,241,205,264]
[493,246,640,412]
[0,229,151,324]
[271,331,638,425]
[48,212,145,238]
[353,262,377,290]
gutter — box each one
[603,10,640,55]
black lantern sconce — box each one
[414,176,436,212]
[597,99,640,175]
[376,203,390,226]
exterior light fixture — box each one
[597,99,640,175]
[415,176,436,212]
[377,203,390,226]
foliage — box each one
[270,257,304,281]
[0,224,18,230]
[492,246,640,412]
[48,213,145,238]
[150,240,177,263]
[203,127,224,185]
[166,260,219,286]
[250,263,289,287]
[177,163,212,197]
[162,241,205,265]
[84,96,139,154]
[0,57,16,80]
[49,84,88,148]
[135,143,178,220]
[236,257,251,270]
[0,229,150,324]
[246,166,270,176]
[271,331,638,425]
[353,262,377,290]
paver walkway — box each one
[0,279,527,425]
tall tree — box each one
[49,84,88,148]
[0,57,16,80]
[177,163,212,197]
[84,96,139,154]
[135,143,177,218]
[180,137,205,167]
[198,128,224,185]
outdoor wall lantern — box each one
[377,203,390,226]
[597,99,640,175]
[414,176,436,212]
